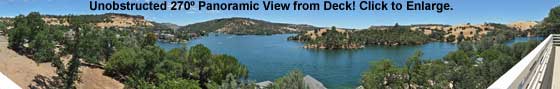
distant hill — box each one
[408,22,538,41]
[156,22,180,30]
[290,22,539,49]
[177,17,320,35]
[1,13,155,30]
[0,13,539,37]
[148,22,180,31]
[44,13,154,29]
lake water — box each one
[157,34,542,89]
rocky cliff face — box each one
[94,13,153,28]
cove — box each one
[156,33,542,89]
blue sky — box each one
[0,0,558,29]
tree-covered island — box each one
[289,22,535,49]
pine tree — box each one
[61,16,85,89]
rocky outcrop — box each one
[94,13,153,28]
[256,81,273,89]
[304,75,327,89]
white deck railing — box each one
[488,34,556,89]
[0,72,22,89]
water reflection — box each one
[157,33,539,89]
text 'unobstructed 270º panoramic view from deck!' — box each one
[1,0,560,89]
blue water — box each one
[505,36,544,46]
[156,34,541,89]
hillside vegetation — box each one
[3,12,321,89]
[178,17,319,35]
[290,22,530,49]
[359,5,560,89]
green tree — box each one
[207,74,256,89]
[9,12,47,52]
[441,50,478,88]
[541,6,560,35]
[183,44,249,87]
[26,12,46,41]
[270,69,308,89]
[145,32,158,47]
[512,40,539,60]
[124,75,157,89]
[157,79,201,89]
[105,48,147,80]
[0,22,6,35]
[362,59,405,89]
[458,41,475,52]
[405,50,426,87]
[186,44,213,88]
[324,26,339,49]
[8,15,29,51]
[165,46,188,60]
[154,59,185,81]
[421,60,450,88]
[100,29,118,61]
[457,34,465,42]
[62,16,86,89]
[77,28,125,65]
[477,47,515,87]
[446,34,456,42]
[443,50,473,66]
[64,55,81,89]
[51,55,66,88]
[29,29,57,62]
[59,19,120,66]
[209,54,249,83]
[106,44,249,88]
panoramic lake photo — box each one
[1,0,559,89]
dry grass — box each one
[0,36,123,89]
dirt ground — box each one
[0,36,123,89]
